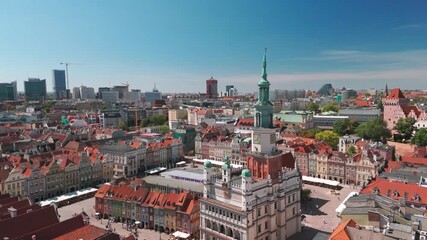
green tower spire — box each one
[254,49,274,128]
[262,48,268,81]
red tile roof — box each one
[17,214,85,240]
[384,161,404,172]
[53,224,109,240]
[402,105,422,118]
[353,99,373,108]
[361,178,427,205]
[387,88,406,99]
[328,218,356,240]
[0,205,59,239]
[401,156,427,166]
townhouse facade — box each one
[286,138,387,186]
[0,149,115,202]
[94,184,200,237]
[99,138,183,178]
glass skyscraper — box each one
[0,81,17,102]
[24,78,47,101]
[53,69,67,99]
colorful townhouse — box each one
[95,184,200,237]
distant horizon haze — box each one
[0,0,426,93]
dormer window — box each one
[393,190,399,197]
[373,187,379,194]
[414,194,421,202]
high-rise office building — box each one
[72,87,81,99]
[206,77,218,99]
[0,81,17,102]
[80,86,96,100]
[317,83,334,96]
[145,85,161,107]
[98,87,111,99]
[112,85,129,100]
[53,69,67,100]
[24,78,47,101]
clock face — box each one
[253,134,260,144]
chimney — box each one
[415,146,426,158]
[8,207,17,218]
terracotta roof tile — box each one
[361,178,427,206]
[53,224,109,240]
[328,218,355,240]
[386,88,406,99]
[0,205,59,239]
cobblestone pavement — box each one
[58,197,173,240]
[288,184,361,240]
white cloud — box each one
[219,67,427,91]
[299,49,427,68]
[392,24,422,30]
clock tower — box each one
[251,49,276,154]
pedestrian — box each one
[323,219,326,224]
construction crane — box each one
[60,62,72,90]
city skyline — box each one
[1,0,427,93]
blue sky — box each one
[0,0,426,93]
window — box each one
[258,224,261,233]
[265,206,268,214]
[292,207,296,216]
[265,222,268,229]
[257,208,261,216]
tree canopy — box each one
[118,120,128,131]
[355,118,391,142]
[140,114,168,127]
[159,125,170,135]
[333,119,359,136]
[315,130,340,150]
[306,102,320,113]
[393,117,416,141]
[301,128,322,139]
[412,128,427,147]
[322,102,340,113]
[347,145,356,155]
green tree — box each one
[150,115,167,126]
[301,128,322,139]
[118,120,128,131]
[333,119,359,136]
[393,117,416,141]
[355,118,391,142]
[412,128,427,147]
[42,100,56,113]
[377,99,384,112]
[100,103,109,110]
[301,189,312,203]
[322,102,340,113]
[307,102,320,113]
[159,125,170,135]
[140,118,150,128]
[315,130,340,150]
[347,145,356,155]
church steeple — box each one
[384,83,388,97]
[262,48,268,81]
[254,49,274,129]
